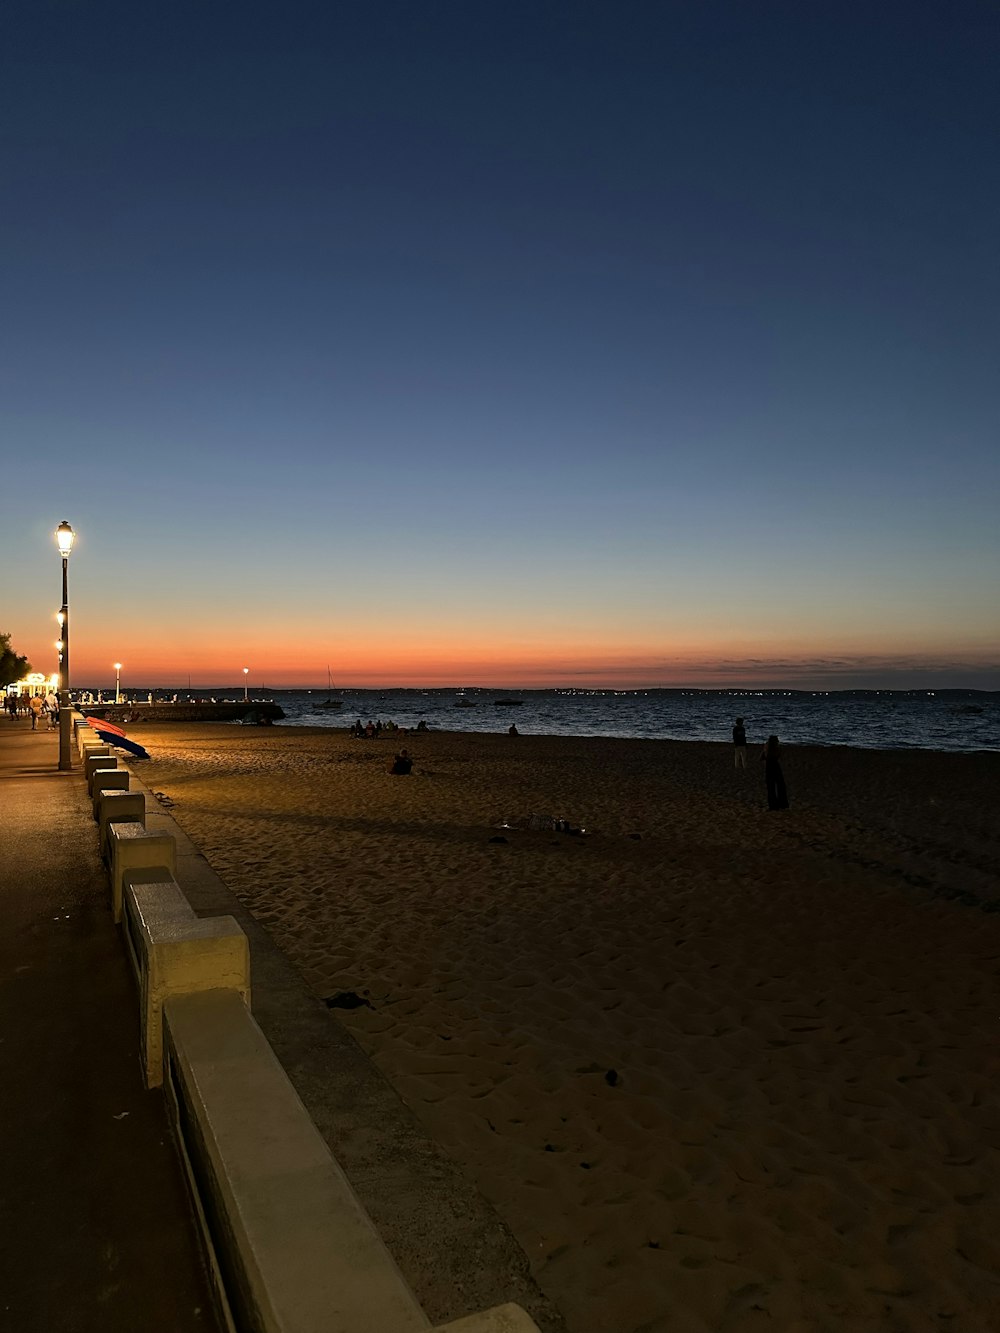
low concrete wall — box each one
[164,989,432,1333]
[123,876,250,1088]
[92,768,130,816]
[71,712,543,1333]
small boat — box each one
[494,698,523,706]
[455,698,476,708]
[312,666,344,710]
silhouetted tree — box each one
[0,632,31,687]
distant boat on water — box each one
[312,666,343,710]
[455,697,477,708]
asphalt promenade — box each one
[0,718,219,1333]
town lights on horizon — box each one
[54,520,75,772]
[243,666,249,701]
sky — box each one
[1,1,997,690]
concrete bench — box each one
[79,734,111,761]
[108,821,175,924]
[99,791,147,860]
[85,751,119,792]
[92,768,130,817]
[124,876,250,1089]
[162,991,542,1333]
[163,989,432,1333]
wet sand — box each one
[130,724,1000,1333]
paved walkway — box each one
[0,720,219,1333]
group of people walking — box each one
[5,691,60,730]
[732,717,789,810]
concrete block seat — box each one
[85,751,118,792]
[107,820,175,924]
[163,989,433,1333]
[79,734,111,761]
[99,791,147,861]
[92,768,130,816]
[123,876,249,1089]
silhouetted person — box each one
[732,717,747,768]
[508,723,519,736]
[761,735,788,810]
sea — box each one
[106,687,999,753]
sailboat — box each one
[312,667,343,710]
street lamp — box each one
[243,667,249,701]
[114,662,122,704]
[55,521,75,770]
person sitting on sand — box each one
[761,734,789,810]
[389,749,413,775]
[508,723,519,736]
[416,719,428,731]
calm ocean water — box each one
[233,688,998,753]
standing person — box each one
[761,735,789,810]
[45,690,59,729]
[29,695,43,730]
[732,717,748,768]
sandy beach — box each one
[130,723,1000,1333]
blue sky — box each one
[2,1,997,688]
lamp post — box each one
[114,662,122,704]
[55,521,75,770]
[243,667,249,701]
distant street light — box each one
[55,521,75,770]
[56,614,65,707]
[243,667,249,701]
[114,662,122,704]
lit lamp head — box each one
[55,521,75,558]
[114,662,122,672]
[56,611,65,628]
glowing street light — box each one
[114,662,122,704]
[54,521,75,770]
[243,667,249,701]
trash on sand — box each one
[324,991,374,1011]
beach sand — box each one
[131,724,1000,1333]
